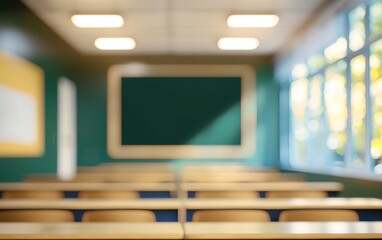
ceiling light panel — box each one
[71,14,124,28]
[218,37,259,50]
[227,14,279,28]
[94,37,136,50]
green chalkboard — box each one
[121,77,241,145]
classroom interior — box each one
[1,0,382,237]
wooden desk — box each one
[180,165,277,173]
[184,222,382,239]
[180,182,344,192]
[0,182,177,192]
[0,199,181,210]
[1,198,381,223]
[79,163,173,173]
[184,198,382,210]
[1,198,380,211]
[182,198,382,223]
[180,172,304,183]
[0,222,183,239]
[0,199,181,222]
[2,222,381,239]
[24,172,176,183]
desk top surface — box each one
[184,222,382,239]
[0,222,183,239]
[0,198,381,210]
[0,199,181,210]
[0,182,344,192]
[25,172,176,182]
[184,197,382,209]
[180,172,304,183]
[181,182,344,191]
[0,182,177,191]
[1,222,381,239]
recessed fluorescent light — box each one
[71,15,124,28]
[227,14,279,28]
[94,38,136,50]
[218,38,259,50]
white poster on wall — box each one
[57,77,77,181]
[0,85,37,144]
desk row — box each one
[1,198,382,222]
[0,222,382,239]
[0,208,378,222]
[0,181,344,193]
[0,190,338,199]
[25,170,301,183]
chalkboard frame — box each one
[107,64,256,159]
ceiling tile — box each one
[22,0,325,55]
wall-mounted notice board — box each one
[107,64,256,159]
[0,51,44,157]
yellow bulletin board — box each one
[0,51,44,157]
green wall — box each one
[0,0,78,181]
[0,0,279,181]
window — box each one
[308,74,325,167]
[349,6,366,52]
[370,1,382,38]
[324,38,347,63]
[285,0,382,179]
[370,39,382,173]
[307,54,325,73]
[290,75,308,166]
[324,60,347,167]
[350,55,366,167]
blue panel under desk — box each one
[139,191,172,198]
[63,191,172,198]
[188,191,340,198]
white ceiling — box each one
[22,0,325,55]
